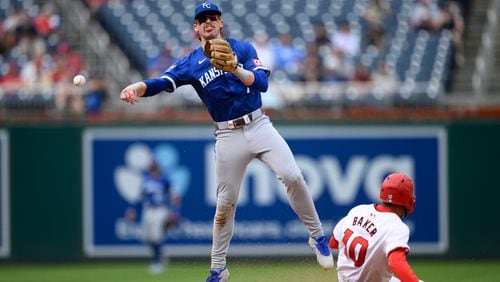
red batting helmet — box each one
[379,173,416,215]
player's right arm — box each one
[120,58,189,105]
[388,248,419,282]
[120,76,176,105]
[330,216,348,249]
[386,224,419,281]
[120,81,147,104]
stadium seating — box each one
[0,0,456,112]
[92,0,454,107]
[0,0,56,111]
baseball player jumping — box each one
[120,2,333,281]
[329,173,423,282]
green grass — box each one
[0,259,499,282]
[412,260,500,282]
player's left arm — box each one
[206,39,269,90]
[232,66,268,92]
[237,41,270,91]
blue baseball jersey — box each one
[147,38,270,122]
[141,174,172,207]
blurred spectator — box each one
[56,42,85,77]
[148,43,176,77]
[33,3,60,37]
[3,8,34,39]
[362,0,392,52]
[310,22,347,83]
[350,62,373,84]
[86,0,109,8]
[331,20,361,59]
[299,43,324,82]
[0,62,24,95]
[438,1,465,66]
[2,8,22,34]
[321,47,350,82]
[349,62,374,97]
[51,51,68,83]
[271,34,305,80]
[252,32,275,72]
[327,20,360,82]
[0,15,18,54]
[350,63,372,83]
[19,38,54,95]
[372,60,399,96]
[313,22,331,50]
[84,71,108,116]
[53,42,86,114]
[85,0,128,11]
[0,3,78,114]
[364,0,391,28]
[409,0,443,31]
[55,73,84,114]
[85,0,110,17]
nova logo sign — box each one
[205,146,414,206]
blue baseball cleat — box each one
[309,235,334,270]
[206,267,230,282]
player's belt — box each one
[215,108,263,130]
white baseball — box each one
[73,75,86,87]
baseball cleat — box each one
[309,235,334,270]
[148,263,164,274]
[206,266,230,282]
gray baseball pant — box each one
[210,114,324,269]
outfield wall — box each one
[1,121,499,261]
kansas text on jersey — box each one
[141,38,271,122]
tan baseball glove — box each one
[204,39,238,72]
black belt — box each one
[215,108,263,130]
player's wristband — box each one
[232,67,254,86]
[133,83,142,94]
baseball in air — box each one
[73,74,86,87]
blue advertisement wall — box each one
[5,121,500,261]
[83,126,447,257]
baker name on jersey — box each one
[353,216,378,237]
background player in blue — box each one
[125,161,181,274]
[120,2,333,281]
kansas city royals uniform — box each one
[332,204,411,282]
[144,38,266,122]
[141,171,173,244]
[141,37,325,269]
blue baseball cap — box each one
[194,2,221,20]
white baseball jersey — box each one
[333,204,410,282]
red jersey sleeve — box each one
[329,235,339,249]
[388,248,419,282]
